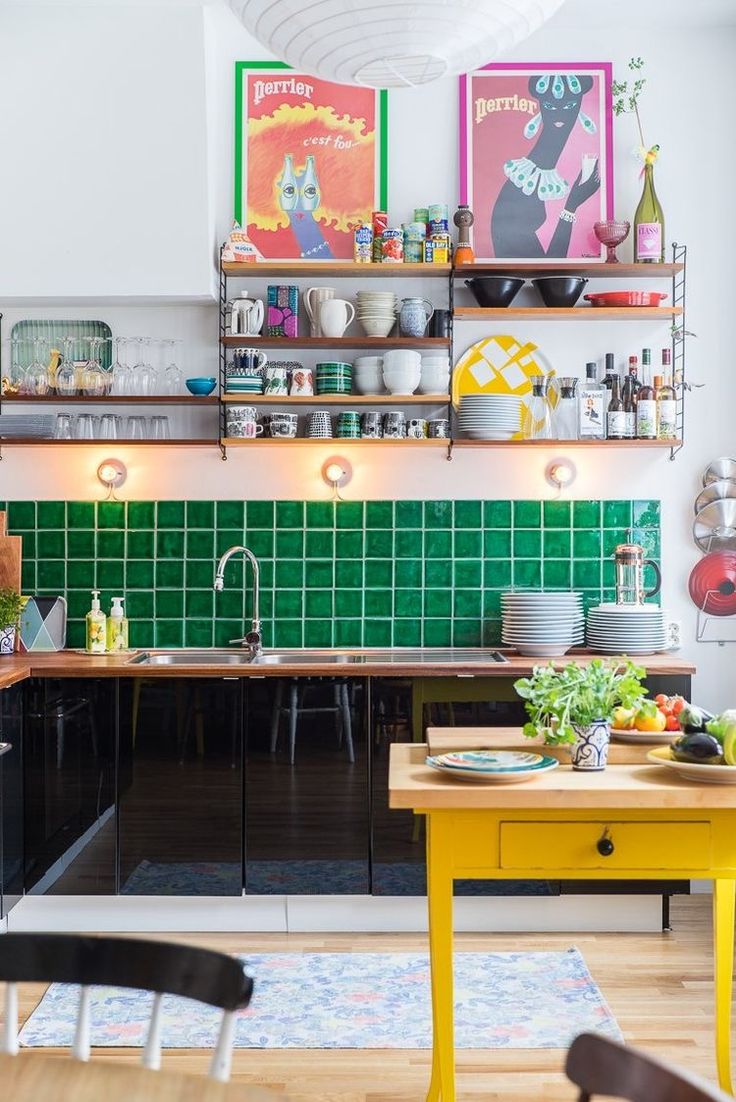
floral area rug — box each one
[19,948,621,1049]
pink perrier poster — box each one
[460,63,614,262]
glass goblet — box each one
[594,220,631,264]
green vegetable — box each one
[705,710,736,743]
[514,658,646,746]
[0,588,22,631]
[680,703,709,734]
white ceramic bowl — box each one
[418,369,450,395]
[383,371,420,395]
[360,317,395,338]
[383,349,422,372]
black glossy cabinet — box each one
[1,682,23,917]
[118,678,243,895]
[24,678,116,895]
[244,677,369,894]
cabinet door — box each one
[118,678,243,896]
[24,678,116,895]
[1,683,24,917]
[244,677,369,894]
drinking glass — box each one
[74,414,96,439]
[110,337,134,396]
[55,414,73,440]
[22,338,50,395]
[98,413,118,440]
[81,336,107,397]
[163,339,183,395]
[133,338,157,396]
[150,415,170,440]
[126,416,148,440]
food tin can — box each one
[428,204,449,236]
[414,207,429,225]
[353,223,374,263]
[424,234,450,264]
[403,239,423,263]
[403,221,426,241]
[372,210,388,262]
[381,227,404,263]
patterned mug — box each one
[265,366,289,396]
[383,411,407,439]
[290,368,314,396]
[428,418,450,439]
[407,417,428,439]
[361,411,383,439]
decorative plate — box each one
[646,745,736,784]
[610,727,677,745]
[451,334,556,414]
[426,750,559,784]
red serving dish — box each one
[584,290,668,307]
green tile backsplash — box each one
[1,499,660,651]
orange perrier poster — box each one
[235,62,388,260]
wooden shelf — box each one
[0,395,218,405]
[454,262,683,278]
[221,394,449,405]
[454,306,682,320]
[453,439,682,449]
[0,438,215,447]
[222,261,451,278]
[221,335,449,348]
[221,437,448,448]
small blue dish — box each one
[186,377,217,396]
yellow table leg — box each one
[426,814,455,1102]
[713,878,735,1094]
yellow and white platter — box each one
[646,745,736,784]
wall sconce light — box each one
[321,457,352,501]
[545,458,577,493]
[97,458,127,500]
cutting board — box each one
[0,512,22,592]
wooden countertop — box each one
[389,741,736,810]
[0,649,696,687]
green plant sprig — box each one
[0,588,22,631]
[612,56,647,150]
[514,658,646,745]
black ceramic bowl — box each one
[531,276,589,308]
[464,276,525,308]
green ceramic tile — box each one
[423,618,452,646]
[632,528,661,558]
[453,619,482,646]
[37,501,65,528]
[603,529,627,557]
[185,620,213,647]
[334,619,363,647]
[276,501,304,529]
[306,501,334,529]
[365,589,391,617]
[336,529,363,558]
[602,560,616,588]
[36,560,65,590]
[633,500,660,528]
[543,559,572,589]
[305,589,333,618]
[364,619,392,647]
[395,560,422,588]
[16,531,35,558]
[274,619,304,648]
[275,529,304,559]
[275,559,304,589]
[424,501,453,529]
[603,500,632,528]
[394,619,422,646]
[573,530,601,558]
[186,560,213,588]
[216,531,244,559]
[543,530,571,558]
[513,501,541,527]
[216,501,244,529]
[156,561,184,588]
[365,501,393,528]
[482,620,502,647]
[483,559,511,588]
[365,529,394,558]
[484,530,511,558]
[157,501,185,529]
[157,530,185,559]
[275,589,303,618]
[214,588,243,619]
[364,559,392,588]
[335,501,363,529]
[425,560,452,588]
[156,590,184,618]
[67,502,94,529]
[97,501,125,529]
[336,560,363,589]
[425,530,452,558]
[304,619,334,647]
[186,590,214,618]
[66,590,90,619]
[513,530,541,558]
[308,560,333,588]
[186,501,215,529]
[245,530,274,558]
[395,530,420,559]
[67,560,93,589]
[97,560,124,589]
[8,501,35,528]
[37,531,65,559]
[573,500,601,528]
[394,589,416,617]
[453,560,482,588]
[127,501,155,529]
[305,529,334,558]
[187,530,215,560]
[97,530,124,559]
[66,621,86,649]
[155,620,184,648]
[129,619,153,648]
[573,560,601,588]
[453,589,480,617]
[126,591,154,619]
[454,500,482,528]
[127,530,154,560]
[395,500,422,528]
[21,562,35,592]
[454,530,482,558]
[514,560,542,588]
[425,588,452,617]
[483,501,511,528]
[335,589,361,618]
[247,501,274,528]
[543,500,571,529]
[482,590,502,617]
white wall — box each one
[0,2,734,706]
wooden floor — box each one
[14,896,730,1100]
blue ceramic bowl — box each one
[186,377,217,396]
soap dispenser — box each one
[86,590,107,654]
[106,596,129,652]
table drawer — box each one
[500,821,711,871]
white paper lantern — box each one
[227,0,566,88]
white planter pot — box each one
[0,625,16,655]
[571,719,610,771]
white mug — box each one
[304,287,336,337]
[232,297,264,336]
[319,298,356,339]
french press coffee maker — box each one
[613,543,662,605]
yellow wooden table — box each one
[389,735,736,1101]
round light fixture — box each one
[545,458,577,491]
[321,456,353,499]
[97,458,127,499]
[228,0,565,88]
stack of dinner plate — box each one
[457,395,522,440]
[501,591,584,657]
[0,414,55,439]
[426,749,559,784]
[586,604,669,654]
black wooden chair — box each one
[566,1033,733,1102]
[0,933,253,1081]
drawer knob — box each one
[597,830,614,857]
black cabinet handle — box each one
[596,830,614,857]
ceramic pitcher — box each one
[304,286,336,337]
[232,296,264,336]
[399,297,434,338]
[320,298,355,339]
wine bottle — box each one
[606,375,626,440]
[578,362,605,439]
[621,358,638,439]
[656,349,678,439]
[636,348,657,439]
[634,163,665,263]
[602,352,616,424]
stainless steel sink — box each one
[128,647,507,667]
[253,652,360,665]
[129,650,256,666]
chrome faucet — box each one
[213,545,262,657]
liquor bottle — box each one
[602,352,616,426]
[636,350,657,439]
[656,349,678,439]
[621,358,638,439]
[606,375,626,440]
[634,160,665,263]
[578,362,605,439]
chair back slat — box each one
[142,992,163,1071]
[72,986,91,1062]
[3,982,18,1055]
[209,1009,236,1083]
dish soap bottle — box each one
[106,596,129,652]
[86,590,107,654]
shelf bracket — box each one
[446,439,454,462]
[219,441,227,461]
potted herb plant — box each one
[0,588,22,655]
[514,659,646,771]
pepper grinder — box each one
[453,205,475,264]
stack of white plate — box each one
[501,591,584,657]
[357,291,396,338]
[0,414,55,439]
[426,750,559,784]
[586,604,669,654]
[457,395,522,440]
